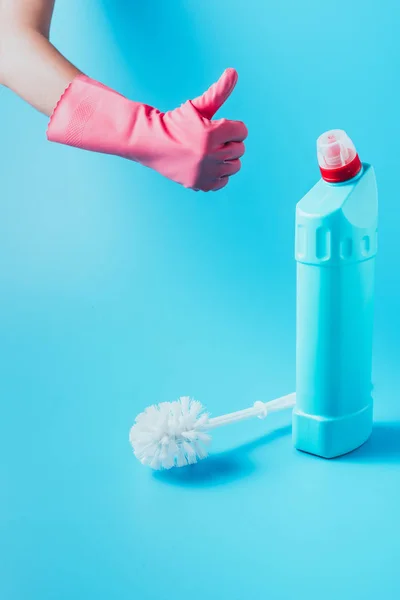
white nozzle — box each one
[317,129,357,170]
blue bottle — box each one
[293,130,378,458]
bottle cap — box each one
[317,130,362,183]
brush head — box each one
[129,397,212,470]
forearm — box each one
[0,0,247,192]
[0,0,81,115]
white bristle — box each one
[129,396,211,470]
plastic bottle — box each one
[293,130,378,458]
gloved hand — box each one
[47,68,247,192]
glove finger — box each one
[215,141,245,162]
[218,159,241,177]
[213,119,248,144]
[211,177,230,192]
[191,68,238,120]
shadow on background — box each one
[99,0,209,105]
[340,422,400,464]
[154,421,400,487]
[98,0,282,191]
[153,425,291,488]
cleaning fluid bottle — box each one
[293,130,378,458]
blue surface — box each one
[1,1,400,598]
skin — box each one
[0,0,81,115]
[0,0,246,192]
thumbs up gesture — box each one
[47,69,248,192]
[171,68,248,191]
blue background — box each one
[1,0,400,598]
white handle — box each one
[206,392,296,430]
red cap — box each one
[317,130,362,183]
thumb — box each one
[191,68,238,120]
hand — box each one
[47,68,248,192]
[157,68,248,191]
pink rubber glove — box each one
[47,68,247,192]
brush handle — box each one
[206,392,296,430]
